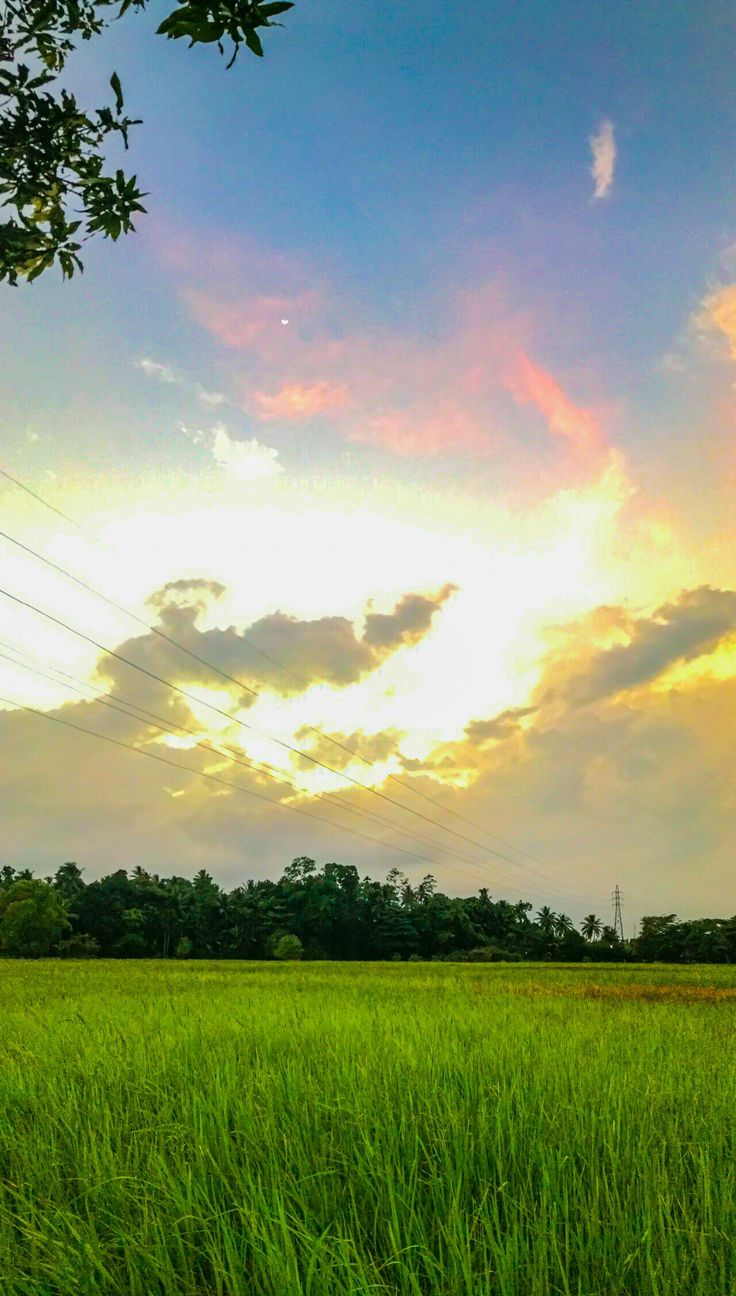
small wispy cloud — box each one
[211,424,283,483]
[253,381,351,421]
[697,284,736,361]
[589,119,616,201]
[138,357,177,384]
[196,385,228,407]
[138,358,228,408]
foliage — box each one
[1,860,734,963]
[0,0,295,284]
[0,877,69,956]
[272,931,303,960]
[1,960,735,1294]
[58,932,100,957]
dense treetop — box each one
[1,859,734,962]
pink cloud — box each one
[156,224,613,465]
[186,289,322,355]
[508,353,607,453]
[253,381,352,420]
[351,406,489,456]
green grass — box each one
[1,961,734,1295]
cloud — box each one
[147,578,226,618]
[156,226,617,466]
[186,290,321,353]
[253,382,352,420]
[196,385,228,407]
[589,119,616,200]
[698,285,736,361]
[363,584,457,649]
[292,727,403,772]
[553,586,736,707]
[465,706,536,747]
[352,406,489,456]
[138,359,229,409]
[97,579,457,703]
[4,576,736,916]
[508,354,606,453]
[211,425,283,483]
[138,358,177,384]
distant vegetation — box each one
[1,959,735,1294]
[1,859,734,961]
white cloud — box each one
[589,119,616,201]
[138,360,228,408]
[196,384,228,407]
[210,424,283,483]
[138,357,177,384]
[179,423,205,445]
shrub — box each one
[273,934,303,961]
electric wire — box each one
[0,644,518,891]
[0,686,537,887]
[0,582,581,889]
[0,468,585,900]
[0,519,560,875]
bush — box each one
[273,934,303,961]
[175,936,193,960]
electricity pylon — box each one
[612,885,624,941]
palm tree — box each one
[581,914,603,941]
[553,912,574,937]
[536,906,556,935]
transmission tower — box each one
[612,885,624,941]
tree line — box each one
[1,859,734,962]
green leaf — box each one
[244,27,264,56]
[110,71,124,112]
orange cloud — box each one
[699,284,736,361]
[508,354,606,453]
[253,382,352,420]
[351,406,489,456]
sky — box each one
[1,0,736,929]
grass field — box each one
[1,961,734,1296]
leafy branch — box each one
[0,1,295,285]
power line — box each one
[0,479,574,878]
[0,690,452,867]
[0,581,585,901]
[0,644,516,890]
[0,467,83,531]
[0,523,581,897]
[2,685,558,894]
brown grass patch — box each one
[507,982,736,1004]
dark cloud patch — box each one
[465,706,536,747]
[561,586,736,707]
[292,727,403,772]
[148,578,227,611]
[97,581,456,704]
[362,584,457,649]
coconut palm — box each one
[581,914,603,941]
[536,905,556,934]
[553,912,574,937]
